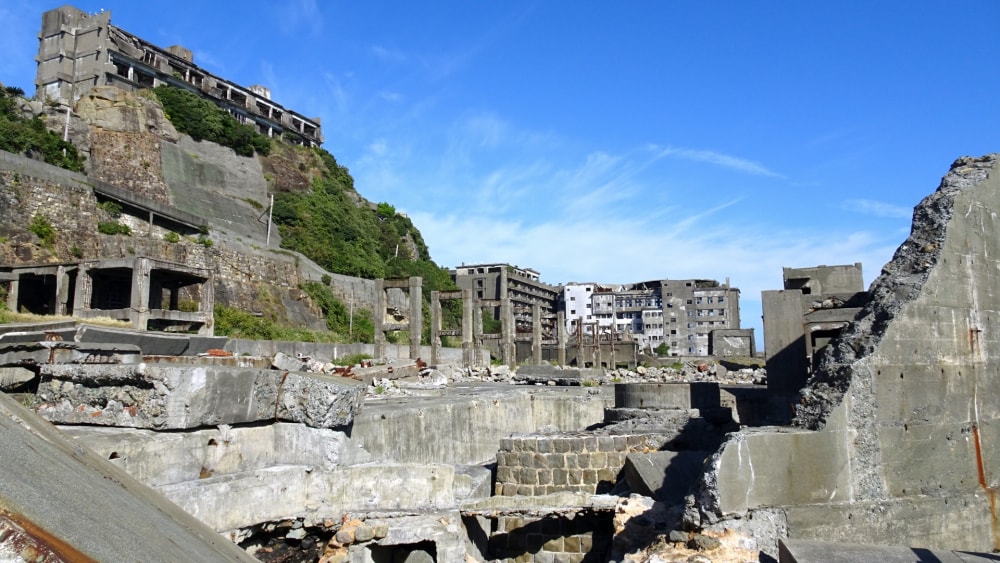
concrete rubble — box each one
[4,154,1000,561]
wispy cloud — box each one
[651,145,784,178]
[842,198,913,219]
[371,45,410,64]
[278,0,323,37]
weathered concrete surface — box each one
[615,382,720,410]
[157,464,456,532]
[352,384,609,465]
[622,450,711,505]
[34,364,365,429]
[702,155,1000,553]
[0,392,255,562]
[779,538,997,563]
[64,422,374,487]
[0,341,142,366]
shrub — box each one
[164,231,181,243]
[338,353,372,367]
[653,342,670,356]
[152,86,271,157]
[97,200,123,217]
[29,214,55,248]
[196,234,213,247]
[98,221,132,236]
[0,88,85,171]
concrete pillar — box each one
[532,305,542,365]
[462,289,473,368]
[473,303,484,368]
[56,265,71,316]
[72,263,91,317]
[6,277,18,312]
[557,310,566,366]
[499,268,514,366]
[762,289,809,397]
[200,272,215,336]
[430,290,441,365]
[130,258,151,331]
[408,277,422,360]
[374,279,386,359]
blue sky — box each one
[4,1,1000,343]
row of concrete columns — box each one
[375,277,567,368]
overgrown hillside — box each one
[153,86,460,342]
[0,85,85,171]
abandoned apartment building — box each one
[452,263,756,367]
[34,5,323,146]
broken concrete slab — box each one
[622,450,711,505]
[157,464,456,532]
[0,366,34,390]
[34,364,365,429]
[76,325,228,355]
[64,422,375,487]
[0,341,142,366]
[0,392,256,562]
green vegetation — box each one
[97,200,123,216]
[0,87,85,171]
[152,86,271,157]
[271,146,461,343]
[213,304,338,342]
[300,281,375,343]
[653,342,670,356]
[98,221,132,236]
[29,214,55,248]
[482,312,502,334]
[164,231,181,243]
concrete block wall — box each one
[487,510,613,563]
[495,433,660,496]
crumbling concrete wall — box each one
[700,155,1000,553]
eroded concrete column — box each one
[532,304,542,365]
[374,278,386,359]
[130,257,151,331]
[430,290,441,365]
[72,262,92,317]
[408,276,422,360]
[462,288,474,368]
[557,310,566,366]
[499,268,514,366]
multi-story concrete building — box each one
[34,5,323,146]
[564,278,748,357]
[451,263,562,357]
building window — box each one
[586,287,592,292]
[570,296,576,301]
[687,299,693,305]
[696,297,703,304]
[719,309,726,316]
[718,296,725,303]
[570,310,576,315]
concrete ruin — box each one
[699,154,1000,555]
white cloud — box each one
[843,198,913,219]
[651,145,784,178]
[277,0,323,36]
